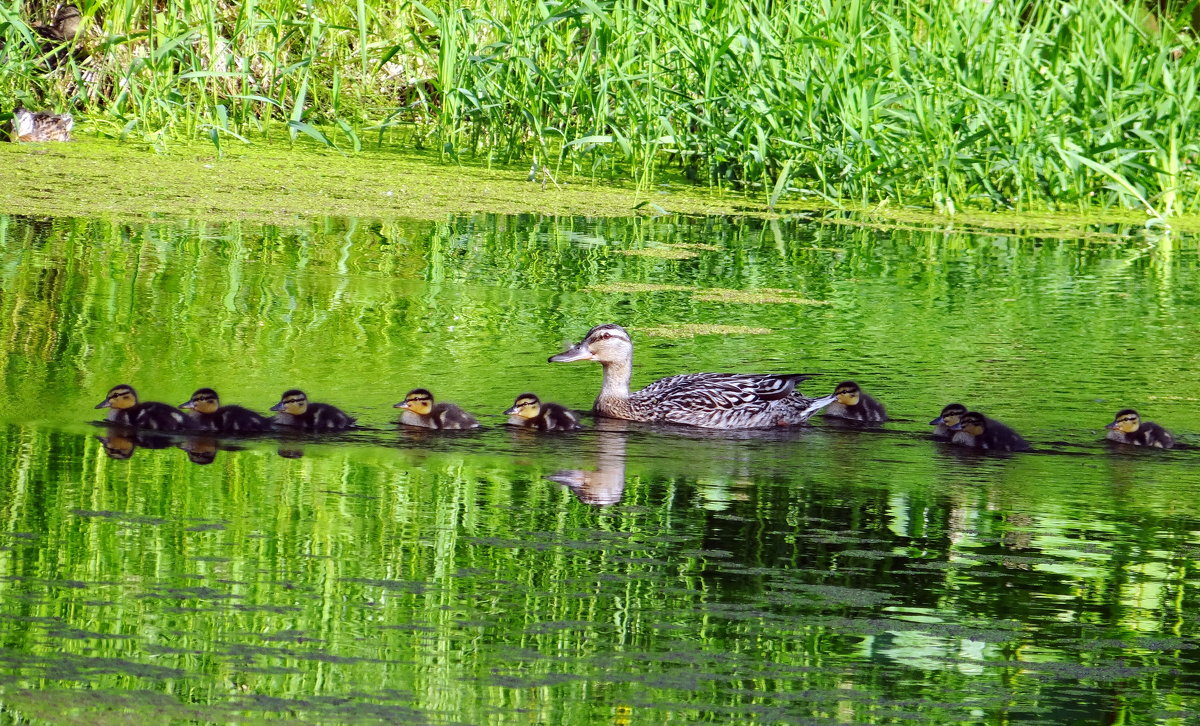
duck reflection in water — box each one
[545,418,628,505]
[177,435,220,465]
[96,425,175,460]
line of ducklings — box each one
[96,380,1177,452]
[95,384,581,434]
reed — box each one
[3,0,1198,214]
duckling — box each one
[1105,409,1175,449]
[929,403,968,439]
[95,384,190,431]
[269,389,356,432]
[504,393,582,431]
[394,388,480,430]
[11,108,74,142]
[822,381,887,422]
[949,412,1031,452]
[179,388,272,433]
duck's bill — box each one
[269,402,286,412]
[179,401,194,410]
[502,405,520,416]
[393,401,410,409]
[94,399,111,409]
[1104,422,1118,430]
[949,423,964,431]
[548,344,593,363]
[929,416,944,425]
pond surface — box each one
[0,212,1198,724]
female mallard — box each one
[12,108,74,142]
[929,403,967,439]
[1105,409,1174,449]
[270,389,355,432]
[95,384,190,431]
[394,388,479,430]
[504,393,582,431]
[180,388,272,433]
[548,323,835,429]
[822,381,887,422]
[949,411,1030,452]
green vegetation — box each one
[4,0,1199,214]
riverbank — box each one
[2,137,1196,235]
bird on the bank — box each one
[179,388,272,434]
[33,4,83,42]
[548,323,834,429]
[269,389,356,431]
[95,384,190,431]
[504,393,582,431]
[929,403,968,439]
[822,380,887,422]
[394,388,480,430]
[1105,409,1175,449]
[949,411,1031,452]
[11,108,73,142]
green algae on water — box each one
[636,324,774,338]
[691,289,831,305]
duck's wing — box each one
[637,373,808,406]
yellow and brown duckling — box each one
[95,384,190,431]
[504,393,582,431]
[270,389,356,432]
[929,403,968,439]
[394,388,480,430]
[179,388,272,434]
[1105,409,1175,449]
[822,381,887,422]
[949,411,1031,452]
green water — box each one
[0,212,1198,724]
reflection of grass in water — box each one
[586,282,694,294]
[692,288,831,305]
[637,324,773,338]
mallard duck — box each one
[822,380,887,422]
[504,393,582,431]
[929,403,967,439]
[1105,409,1175,449]
[270,389,356,431]
[394,388,480,430]
[95,384,190,431]
[548,323,835,429]
[949,412,1031,452]
[179,388,272,433]
[11,108,73,142]
[34,4,82,42]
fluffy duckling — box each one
[929,403,968,439]
[95,384,190,431]
[270,389,356,432]
[1105,409,1175,449]
[394,388,480,430]
[504,393,582,431]
[179,388,272,434]
[950,412,1031,452]
[11,108,74,143]
[822,381,887,422]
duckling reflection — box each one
[95,384,190,431]
[504,393,582,431]
[96,425,174,460]
[177,435,219,465]
[1105,408,1175,449]
[949,411,1031,452]
[270,389,356,432]
[545,419,627,505]
[822,380,887,423]
[394,388,480,430]
[929,403,967,439]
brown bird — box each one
[11,108,74,142]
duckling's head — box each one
[271,389,308,415]
[549,323,631,364]
[96,384,138,410]
[930,402,967,427]
[834,381,862,406]
[504,393,542,419]
[180,388,220,414]
[950,412,987,437]
[55,4,83,37]
[1106,408,1141,434]
[394,388,435,415]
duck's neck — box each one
[595,357,632,411]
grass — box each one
[3,0,1199,215]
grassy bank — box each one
[3,0,1199,215]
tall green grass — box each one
[2,0,1198,214]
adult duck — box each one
[548,323,834,429]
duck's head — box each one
[96,384,138,410]
[504,393,542,419]
[930,402,967,427]
[1106,408,1141,434]
[55,4,82,37]
[549,323,631,364]
[394,388,434,415]
[180,388,220,414]
[271,389,308,415]
[950,412,987,437]
[834,381,862,406]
